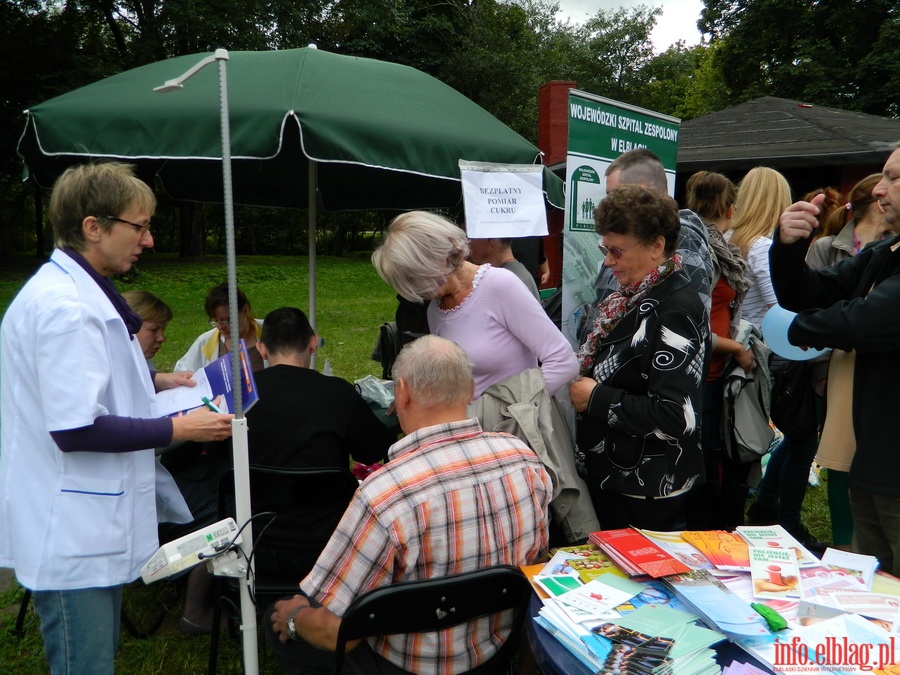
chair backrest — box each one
[332,565,532,675]
[217,465,359,588]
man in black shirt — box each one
[247,307,395,576]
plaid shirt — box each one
[301,418,552,675]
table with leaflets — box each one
[524,526,898,675]
[527,593,775,675]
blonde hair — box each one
[122,290,173,324]
[372,211,469,303]
[729,167,792,257]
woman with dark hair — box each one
[682,171,753,530]
[808,176,891,266]
[570,185,708,531]
[175,282,265,373]
[805,187,845,244]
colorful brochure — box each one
[820,547,879,590]
[540,550,587,579]
[153,340,258,416]
[586,605,723,675]
[681,530,751,571]
[638,528,715,571]
[748,545,802,600]
[736,525,821,568]
[590,528,692,578]
[565,553,628,583]
[662,570,770,639]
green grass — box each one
[0,252,833,672]
[0,252,396,382]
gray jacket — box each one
[468,368,600,543]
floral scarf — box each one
[703,219,750,316]
[577,254,683,376]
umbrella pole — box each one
[216,54,260,675]
[153,49,258,673]
[308,159,317,370]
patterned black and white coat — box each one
[577,267,709,499]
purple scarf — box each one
[63,249,143,338]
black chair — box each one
[209,465,359,674]
[333,565,533,675]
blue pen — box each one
[201,396,222,413]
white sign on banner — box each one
[459,160,548,238]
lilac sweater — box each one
[428,265,578,398]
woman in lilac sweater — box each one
[372,211,577,398]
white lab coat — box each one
[0,250,159,590]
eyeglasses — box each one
[103,215,151,235]
[209,319,231,329]
[598,243,631,259]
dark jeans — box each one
[754,428,818,529]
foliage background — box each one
[4,0,896,261]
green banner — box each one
[567,97,679,167]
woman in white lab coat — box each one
[0,163,234,674]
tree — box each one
[674,42,730,120]
[698,0,897,113]
[637,42,704,119]
[572,5,661,105]
[2,0,719,258]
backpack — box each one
[370,321,401,379]
[722,323,774,464]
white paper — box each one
[152,368,214,417]
[557,577,640,615]
[460,160,548,238]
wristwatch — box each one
[286,603,310,641]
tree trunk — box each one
[179,202,204,257]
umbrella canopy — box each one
[17,47,564,210]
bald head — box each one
[605,149,668,195]
[393,335,474,408]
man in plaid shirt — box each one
[267,335,552,674]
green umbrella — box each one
[18,47,564,211]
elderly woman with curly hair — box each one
[569,185,709,531]
[372,211,577,399]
